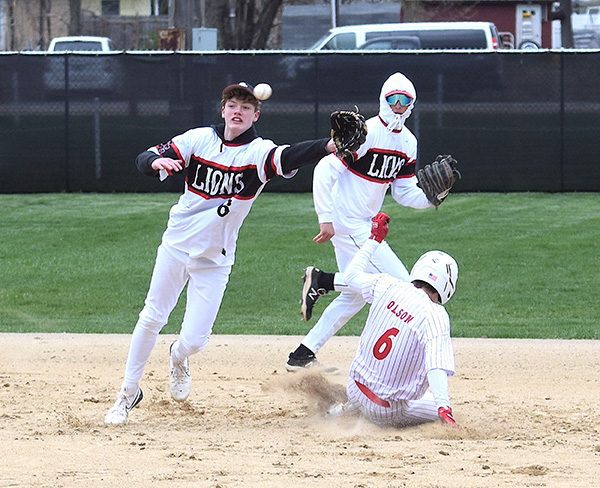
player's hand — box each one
[313,222,335,244]
[369,212,390,243]
[151,157,184,175]
[325,138,337,154]
[438,406,457,426]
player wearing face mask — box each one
[286,72,439,372]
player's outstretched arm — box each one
[427,368,457,427]
[279,138,335,173]
[342,213,390,299]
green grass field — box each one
[1,193,598,339]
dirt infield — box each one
[1,334,598,488]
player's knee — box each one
[178,335,210,356]
[137,307,168,331]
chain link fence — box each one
[0,51,598,193]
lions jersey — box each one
[147,125,293,265]
[314,122,431,235]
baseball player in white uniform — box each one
[287,72,439,370]
[326,213,459,427]
[105,82,337,425]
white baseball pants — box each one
[302,227,409,353]
[121,243,231,391]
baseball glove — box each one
[416,155,461,207]
[330,109,367,162]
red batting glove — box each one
[438,406,457,426]
[370,212,390,243]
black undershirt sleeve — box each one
[135,151,161,177]
[135,145,181,177]
[280,138,330,173]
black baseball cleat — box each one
[285,345,339,374]
[300,266,328,321]
[286,350,318,371]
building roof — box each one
[403,0,553,3]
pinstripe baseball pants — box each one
[346,376,439,427]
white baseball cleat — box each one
[104,387,143,426]
[325,401,358,418]
[169,341,191,401]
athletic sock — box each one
[291,343,315,359]
[318,271,335,292]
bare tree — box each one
[401,0,478,22]
[165,0,283,49]
[252,0,284,47]
[37,0,52,49]
[204,0,284,49]
[8,0,16,50]
[69,0,82,35]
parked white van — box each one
[311,22,502,51]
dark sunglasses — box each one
[385,93,413,106]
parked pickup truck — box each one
[47,36,116,52]
[43,36,121,93]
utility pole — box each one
[560,0,574,47]
[551,0,600,47]
[330,0,340,29]
[200,0,205,27]
[0,0,6,51]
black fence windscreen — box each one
[0,51,598,193]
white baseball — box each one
[253,83,272,101]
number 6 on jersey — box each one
[373,327,399,360]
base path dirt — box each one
[1,334,599,487]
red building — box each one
[402,0,556,48]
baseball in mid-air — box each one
[253,83,273,101]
